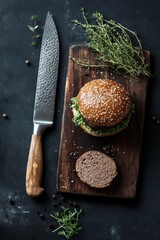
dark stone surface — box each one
[0,0,160,239]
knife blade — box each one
[26,12,59,197]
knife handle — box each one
[26,135,44,197]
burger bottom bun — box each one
[75,151,117,188]
[79,121,127,137]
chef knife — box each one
[26,12,59,197]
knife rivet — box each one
[33,163,38,168]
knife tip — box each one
[47,11,52,18]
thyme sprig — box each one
[27,15,41,46]
[50,206,82,239]
[72,8,150,79]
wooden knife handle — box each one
[26,135,44,197]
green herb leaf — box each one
[71,97,134,135]
[35,34,41,38]
[27,25,35,32]
[72,8,151,79]
[34,25,39,30]
[58,230,66,237]
[27,15,41,47]
[29,15,38,20]
[31,41,37,46]
[51,206,82,240]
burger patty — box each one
[83,117,115,131]
[71,99,134,137]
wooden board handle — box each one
[26,135,44,197]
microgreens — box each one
[50,206,82,239]
[27,15,41,46]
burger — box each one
[71,79,134,137]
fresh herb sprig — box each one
[72,8,150,79]
[27,15,41,46]
[50,206,82,240]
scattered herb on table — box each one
[50,206,82,239]
[27,15,41,47]
[71,8,150,79]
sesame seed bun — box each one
[77,79,131,127]
[71,79,133,137]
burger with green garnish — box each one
[71,79,134,137]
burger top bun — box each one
[77,79,131,127]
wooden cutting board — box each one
[56,45,150,198]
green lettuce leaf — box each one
[71,97,134,136]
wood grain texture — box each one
[26,135,44,197]
[57,45,150,198]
